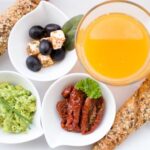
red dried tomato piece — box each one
[81,97,93,134]
[56,99,68,129]
[85,98,105,134]
[62,86,74,98]
[65,88,85,132]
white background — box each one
[0,0,150,150]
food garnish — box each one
[62,15,83,51]
[56,78,104,135]
[93,75,150,150]
[0,82,36,133]
[75,78,102,99]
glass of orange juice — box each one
[76,0,150,85]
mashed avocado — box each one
[0,82,36,133]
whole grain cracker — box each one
[93,75,150,150]
[0,0,40,55]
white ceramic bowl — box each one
[0,71,43,144]
[8,1,77,82]
[42,73,116,148]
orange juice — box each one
[77,13,150,79]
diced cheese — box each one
[27,40,40,56]
[38,53,54,67]
[50,30,65,50]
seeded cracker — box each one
[0,0,40,55]
[93,76,150,150]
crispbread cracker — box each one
[93,76,150,150]
[0,0,40,55]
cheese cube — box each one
[38,53,54,67]
[50,30,65,50]
[27,40,40,56]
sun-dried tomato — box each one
[61,85,74,98]
[56,99,68,128]
[81,97,93,134]
[85,98,104,134]
[65,88,85,132]
[56,86,105,134]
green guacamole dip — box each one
[0,82,36,133]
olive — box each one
[39,40,52,55]
[51,48,65,61]
[29,25,44,39]
[45,24,61,36]
[26,56,42,72]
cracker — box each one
[93,75,150,150]
[0,0,40,55]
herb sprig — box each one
[62,15,83,51]
[0,98,31,124]
[75,78,102,99]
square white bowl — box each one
[42,73,116,148]
[0,71,43,144]
[8,1,77,82]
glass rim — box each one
[75,0,150,86]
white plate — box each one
[0,0,150,150]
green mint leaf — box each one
[75,78,102,99]
[62,15,83,51]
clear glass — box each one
[75,0,150,86]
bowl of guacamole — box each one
[0,71,43,144]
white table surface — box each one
[0,0,150,150]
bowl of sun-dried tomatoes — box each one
[41,73,116,148]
